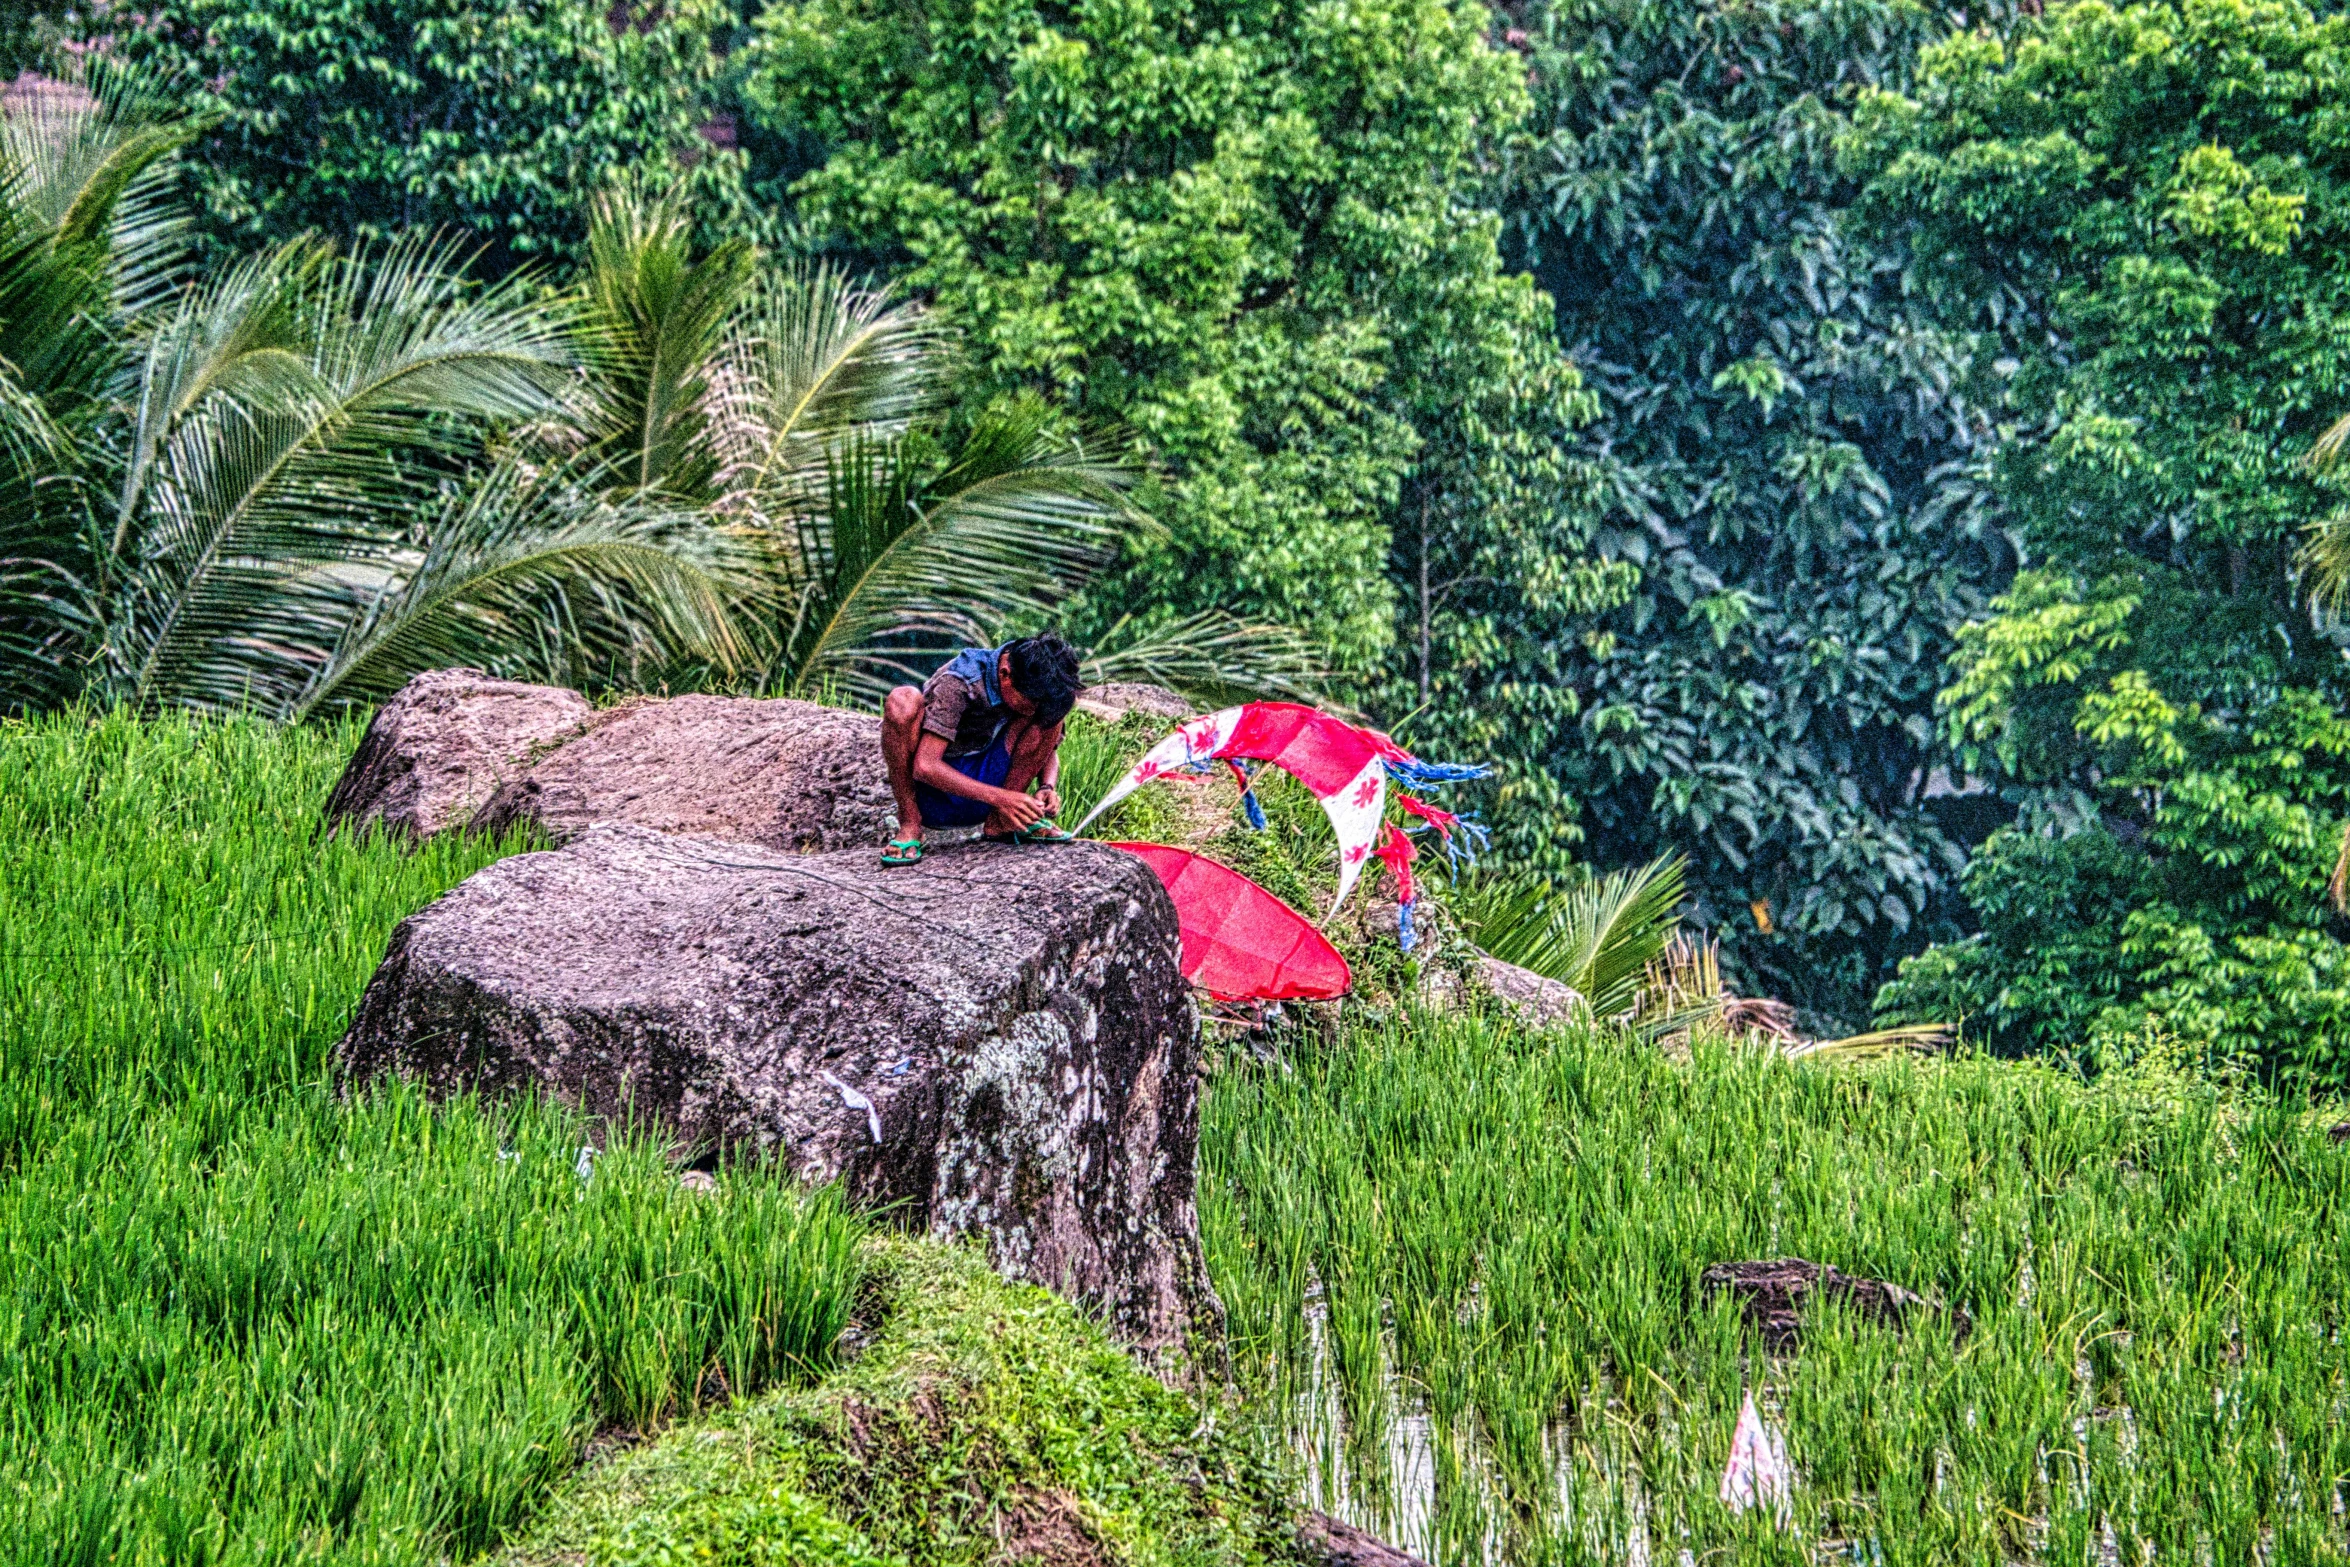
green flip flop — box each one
[880,836,925,867]
[985,818,1077,846]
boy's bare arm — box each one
[910,732,1045,823]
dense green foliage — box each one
[735,0,1623,691]
[1204,1008,2350,1563]
[1853,0,2350,1077]
[503,1240,1298,1567]
[0,88,1151,720]
[21,0,2350,1063]
[106,0,749,266]
[0,710,865,1562]
[1489,0,2008,1017]
[0,91,743,719]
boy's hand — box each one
[992,789,1050,829]
[1035,786,1061,816]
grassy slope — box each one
[0,712,865,1563]
[1204,1010,2350,1565]
[0,707,1310,1567]
[19,705,2350,1567]
[500,1238,1303,1567]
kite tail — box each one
[1375,823,1419,952]
[1385,757,1492,789]
[1449,814,1493,869]
[1224,759,1267,830]
[1399,792,1495,872]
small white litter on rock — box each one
[821,1072,883,1145]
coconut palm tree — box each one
[3,86,1321,720]
[566,182,1153,705]
[0,78,743,719]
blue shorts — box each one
[915,731,1014,828]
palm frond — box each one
[1454,854,1690,1017]
[0,349,66,467]
[2303,508,2350,617]
[108,240,327,558]
[1560,856,1689,1016]
[0,65,203,333]
[1631,932,1728,1045]
[764,404,1139,704]
[0,545,96,715]
[710,266,941,518]
[1078,610,1333,709]
[2309,411,2350,473]
[292,456,749,717]
[1784,1024,1951,1060]
[579,180,755,501]
[109,237,577,712]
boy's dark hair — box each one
[1006,632,1083,726]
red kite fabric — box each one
[1112,842,1353,1002]
[1077,704,1401,913]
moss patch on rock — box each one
[499,1238,1303,1567]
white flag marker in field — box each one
[1720,1392,1794,1526]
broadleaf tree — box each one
[1489,0,2012,1023]
[1853,0,2350,1082]
[87,0,755,269]
[733,0,1623,698]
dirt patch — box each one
[838,1386,950,1465]
[1154,766,1243,849]
[1701,1257,1971,1350]
[992,1488,1106,1566]
[1297,1510,1430,1566]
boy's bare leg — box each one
[881,686,927,839]
[982,718,1063,836]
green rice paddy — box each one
[1200,1011,2350,1564]
[9,708,2349,1565]
[0,712,863,1564]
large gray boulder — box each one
[325,668,593,840]
[468,692,894,852]
[336,823,1218,1357]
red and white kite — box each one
[1112,843,1353,1001]
[1075,703,1404,914]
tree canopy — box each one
[1484,0,2008,1019]
[734,0,1598,681]
[1855,0,2350,1079]
[104,0,750,268]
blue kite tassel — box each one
[1398,900,1417,952]
[1387,758,1492,787]
[1241,788,1267,831]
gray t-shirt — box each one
[921,657,1008,759]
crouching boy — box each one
[879,634,1083,866]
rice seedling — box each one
[1200,1008,2350,1565]
[0,710,865,1564]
